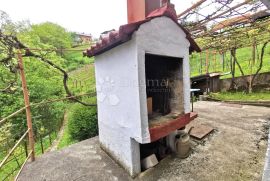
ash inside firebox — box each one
[148,112,184,128]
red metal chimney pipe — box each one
[127,0,170,23]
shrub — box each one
[68,104,98,141]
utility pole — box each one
[17,50,35,162]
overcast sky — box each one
[1,0,194,37]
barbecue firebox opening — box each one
[145,54,184,124]
[140,138,170,171]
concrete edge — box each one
[206,98,270,107]
[99,143,138,178]
[262,128,270,181]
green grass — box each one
[68,64,96,94]
[0,148,26,180]
[67,45,96,94]
[57,97,97,150]
[190,44,270,78]
[210,91,270,101]
[34,132,57,155]
[57,126,77,150]
[57,112,77,150]
[58,63,97,150]
[63,45,94,71]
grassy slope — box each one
[68,64,96,93]
[58,46,96,149]
[63,45,94,71]
[57,126,76,149]
[190,44,270,78]
[57,110,76,149]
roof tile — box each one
[85,4,200,57]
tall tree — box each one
[31,22,72,49]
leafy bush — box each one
[68,104,98,141]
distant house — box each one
[100,29,115,39]
[74,33,92,45]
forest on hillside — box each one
[0,11,97,179]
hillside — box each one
[190,44,270,78]
[63,45,94,71]
[57,47,96,150]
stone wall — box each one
[220,71,270,91]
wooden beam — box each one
[18,51,35,162]
[149,113,198,142]
[0,107,26,125]
[194,0,253,29]
[177,0,207,18]
[206,50,209,73]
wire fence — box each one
[0,47,97,180]
[0,126,30,180]
[0,93,96,180]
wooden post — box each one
[40,135,44,154]
[17,50,35,162]
[214,51,217,72]
[206,50,209,73]
[222,52,225,71]
[200,52,202,74]
[24,141,28,158]
[249,40,256,93]
[49,133,52,145]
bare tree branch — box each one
[0,82,16,93]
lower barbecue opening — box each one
[145,53,184,125]
[140,138,171,171]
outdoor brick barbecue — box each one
[86,1,200,177]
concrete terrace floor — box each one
[18,101,270,181]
